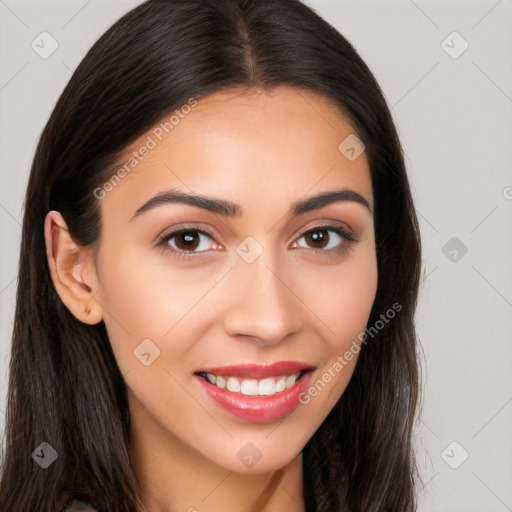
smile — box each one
[194,361,315,423]
[200,372,301,396]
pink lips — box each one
[200,361,314,379]
[195,361,315,423]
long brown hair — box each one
[0,1,422,510]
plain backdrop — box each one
[1,1,511,510]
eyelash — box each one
[156,224,358,260]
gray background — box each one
[1,1,511,510]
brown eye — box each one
[292,224,358,258]
[173,230,202,251]
[160,228,216,254]
[303,228,331,249]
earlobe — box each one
[44,210,103,325]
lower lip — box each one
[196,372,313,423]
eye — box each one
[158,227,219,259]
[292,225,358,256]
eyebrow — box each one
[130,187,372,221]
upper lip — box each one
[195,361,316,379]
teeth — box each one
[275,378,286,393]
[285,374,297,388]
[258,377,275,396]
[203,372,301,396]
[226,377,241,392]
[240,379,259,395]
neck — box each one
[129,397,305,512]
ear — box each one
[44,210,103,325]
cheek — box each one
[303,247,378,344]
[329,262,378,340]
[94,246,209,373]
[298,249,377,405]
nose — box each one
[223,256,304,347]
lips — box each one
[196,361,315,379]
[194,361,315,422]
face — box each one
[59,86,377,474]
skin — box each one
[45,85,378,512]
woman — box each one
[0,0,422,511]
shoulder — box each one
[63,498,98,511]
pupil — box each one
[307,229,328,248]
[178,231,199,250]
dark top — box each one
[64,498,98,511]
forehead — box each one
[100,85,373,220]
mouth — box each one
[196,370,310,396]
[194,362,315,422]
